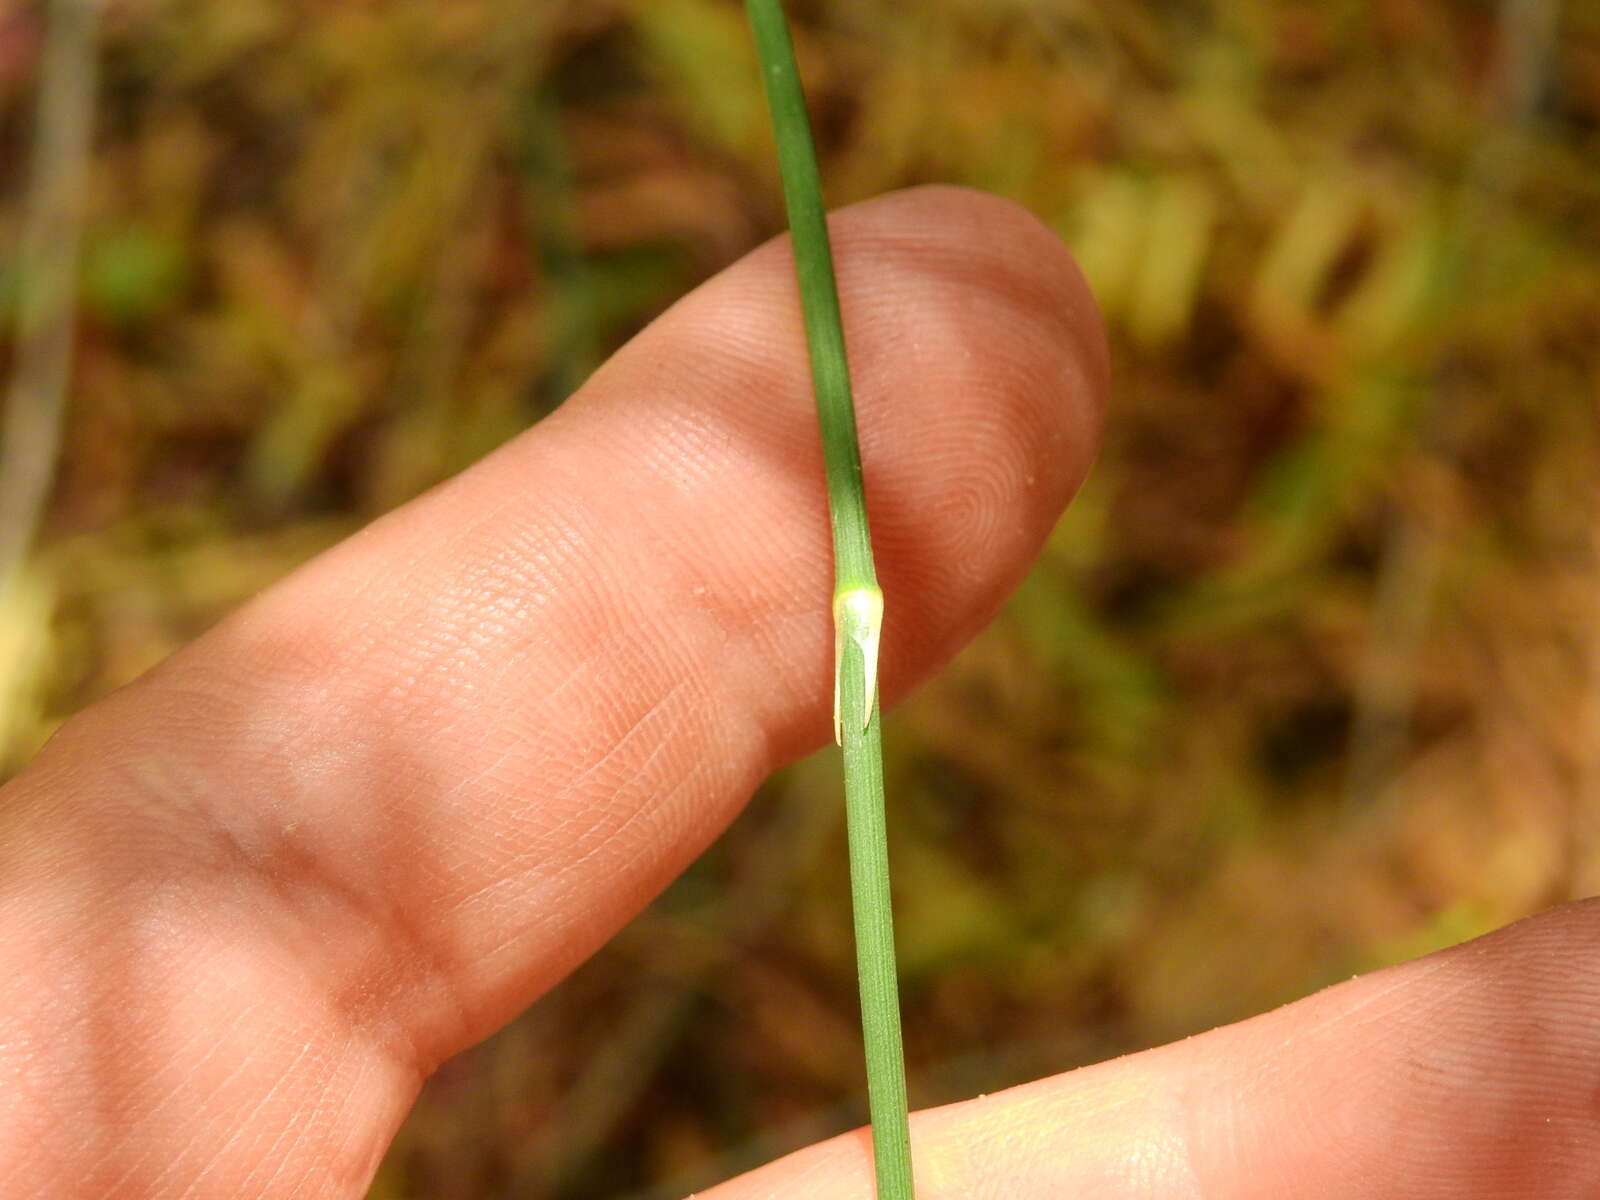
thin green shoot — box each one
[743,3,915,1198]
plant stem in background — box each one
[743,2,915,1197]
[0,0,103,597]
[517,85,600,412]
[1339,0,1560,819]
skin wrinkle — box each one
[198,1046,371,1200]
[631,502,820,752]
[217,493,582,789]
[114,708,465,1081]
[78,932,252,1193]
[187,782,472,1078]
[151,483,694,1068]
[432,672,736,1017]
[569,765,712,916]
[314,1050,396,1195]
[195,1039,321,1186]
[109,996,236,1144]
[562,431,811,769]
[538,734,712,914]
[531,678,700,875]
[118,1037,280,1199]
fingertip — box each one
[821,186,1109,690]
[846,184,1110,427]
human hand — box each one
[1,187,1594,1198]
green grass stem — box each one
[743,3,915,1198]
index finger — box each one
[0,185,1106,1197]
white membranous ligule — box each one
[833,584,885,744]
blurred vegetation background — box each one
[2,0,1599,1195]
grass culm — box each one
[744,2,916,1198]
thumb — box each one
[705,900,1600,1199]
